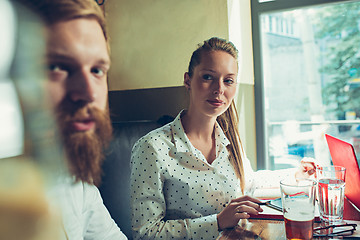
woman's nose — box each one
[213,80,225,95]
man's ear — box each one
[184,72,191,90]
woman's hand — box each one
[217,196,263,230]
[295,157,317,179]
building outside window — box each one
[251,0,360,170]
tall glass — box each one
[280,178,316,240]
[316,166,346,223]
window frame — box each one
[250,0,353,170]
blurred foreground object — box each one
[0,1,67,239]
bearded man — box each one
[18,0,127,239]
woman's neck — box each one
[181,110,218,164]
[181,110,216,140]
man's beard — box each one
[56,100,112,186]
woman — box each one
[130,37,315,240]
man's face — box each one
[46,18,110,119]
[46,18,112,185]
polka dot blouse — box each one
[130,111,295,240]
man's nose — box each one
[68,69,96,103]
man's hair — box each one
[18,0,108,47]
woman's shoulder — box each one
[133,111,184,149]
[134,121,173,146]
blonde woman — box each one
[130,37,315,240]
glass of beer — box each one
[280,178,317,240]
[316,166,346,223]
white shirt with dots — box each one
[130,111,295,240]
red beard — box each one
[56,100,112,186]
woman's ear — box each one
[184,72,191,90]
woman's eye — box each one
[224,79,235,85]
[202,74,213,80]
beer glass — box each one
[316,166,346,223]
[280,178,317,240]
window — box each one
[0,81,24,159]
[251,0,360,170]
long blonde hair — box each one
[187,37,245,192]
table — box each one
[218,198,360,240]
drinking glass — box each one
[280,178,316,240]
[316,166,346,223]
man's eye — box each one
[91,68,105,77]
[47,64,68,81]
[48,64,70,74]
[202,74,212,80]
[48,64,61,72]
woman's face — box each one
[184,50,238,119]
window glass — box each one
[0,81,24,159]
[259,1,360,169]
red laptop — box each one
[325,134,360,209]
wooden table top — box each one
[218,198,360,240]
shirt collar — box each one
[214,122,230,147]
[170,110,195,153]
[170,110,230,153]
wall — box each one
[228,0,257,167]
[106,0,228,90]
[237,84,257,169]
[108,86,188,122]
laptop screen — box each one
[325,134,360,209]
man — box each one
[18,0,127,239]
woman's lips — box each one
[207,99,225,107]
[71,119,95,131]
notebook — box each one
[251,198,321,222]
[325,134,360,209]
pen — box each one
[260,201,283,212]
[222,200,283,212]
[223,201,271,207]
